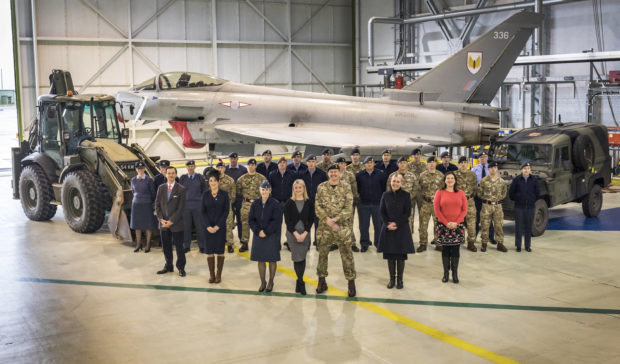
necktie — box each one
[168,184,172,192]
[481,166,486,178]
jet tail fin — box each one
[403,11,543,104]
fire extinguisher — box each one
[395,75,404,89]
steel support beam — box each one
[424,0,454,41]
[291,49,330,93]
[79,44,129,93]
[291,0,331,39]
[80,0,128,38]
[132,45,162,75]
[245,0,289,42]
[132,0,178,38]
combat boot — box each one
[467,242,477,252]
[316,277,328,293]
[416,244,427,253]
[207,256,216,283]
[348,280,356,297]
[497,243,508,252]
[238,242,249,252]
[481,243,487,252]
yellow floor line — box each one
[236,249,518,364]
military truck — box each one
[11,70,159,240]
[489,122,611,236]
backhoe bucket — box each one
[109,190,132,242]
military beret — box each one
[521,161,531,169]
[158,160,170,167]
[229,152,239,158]
[397,156,408,163]
[336,157,346,163]
[458,156,468,164]
[306,154,317,161]
[327,165,339,171]
[488,161,498,168]
[262,150,272,156]
[247,158,257,165]
[411,148,421,155]
[216,162,225,167]
[350,148,361,155]
[260,180,271,189]
[292,151,302,157]
[440,151,450,158]
[186,160,195,166]
[382,149,392,155]
[277,157,288,163]
[427,156,436,163]
[479,151,488,157]
[363,156,374,164]
[322,148,331,155]
[135,161,146,169]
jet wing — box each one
[214,122,445,149]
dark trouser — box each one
[161,229,186,270]
[183,207,205,250]
[441,245,460,272]
[514,207,535,249]
[234,196,243,240]
[358,203,381,247]
[294,260,306,282]
[475,197,495,242]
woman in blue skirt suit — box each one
[130,161,156,253]
[249,180,283,292]
[202,170,230,283]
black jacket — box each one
[377,189,415,254]
[301,168,328,201]
[437,163,458,174]
[283,199,315,233]
[268,169,297,202]
[509,174,540,209]
[257,162,277,178]
[248,197,283,235]
[356,169,387,205]
[375,161,398,176]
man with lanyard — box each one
[471,152,496,245]
[257,149,277,177]
[287,151,308,176]
[179,160,206,253]
[301,155,328,249]
[226,152,247,243]
[355,156,387,252]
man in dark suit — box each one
[257,149,277,177]
[155,167,188,277]
[437,151,458,174]
[179,160,206,253]
[375,149,398,176]
[287,151,308,176]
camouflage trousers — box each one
[316,222,356,280]
[411,193,422,229]
[240,201,253,243]
[226,203,235,247]
[350,202,358,244]
[418,200,438,246]
[481,204,504,244]
[465,198,477,244]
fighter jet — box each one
[117,11,543,156]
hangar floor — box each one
[1,174,619,364]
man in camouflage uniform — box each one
[315,165,357,297]
[454,156,478,252]
[337,156,359,252]
[477,161,508,253]
[407,148,426,227]
[317,148,335,172]
[216,162,237,253]
[417,156,444,252]
[387,156,418,232]
[236,159,266,252]
[345,148,363,249]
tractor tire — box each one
[531,199,549,237]
[582,184,603,218]
[61,170,106,233]
[18,165,57,221]
[572,135,594,171]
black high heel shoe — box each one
[144,247,150,253]
[258,281,267,292]
[134,245,142,253]
[265,281,274,292]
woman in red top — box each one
[434,171,467,283]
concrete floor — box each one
[1,171,620,364]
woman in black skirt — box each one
[378,173,415,289]
[249,180,283,292]
[130,161,156,253]
[433,172,467,283]
[202,170,230,283]
[283,179,314,295]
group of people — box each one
[129,147,540,295]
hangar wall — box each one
[15,0,353,159]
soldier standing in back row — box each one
[337,156,359,252]
[477,161,508,253]
[454,156,478,252]
[417,156,444,252]
[407,149,426,226]
[217,162,237,253]
[387,156,418,233]
[317,149,335,172]
[236,159,266,252]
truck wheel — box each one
[532,199,548,237]
[61,170,106,233]
[18,165,57,221]
[572,135,594,171]
[582,184,602,218]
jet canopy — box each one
[133,72,227,91]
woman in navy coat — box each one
[202,170,230,283]
[249,180,283,292]
[377,173,415,289]
[130,161,156,253]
